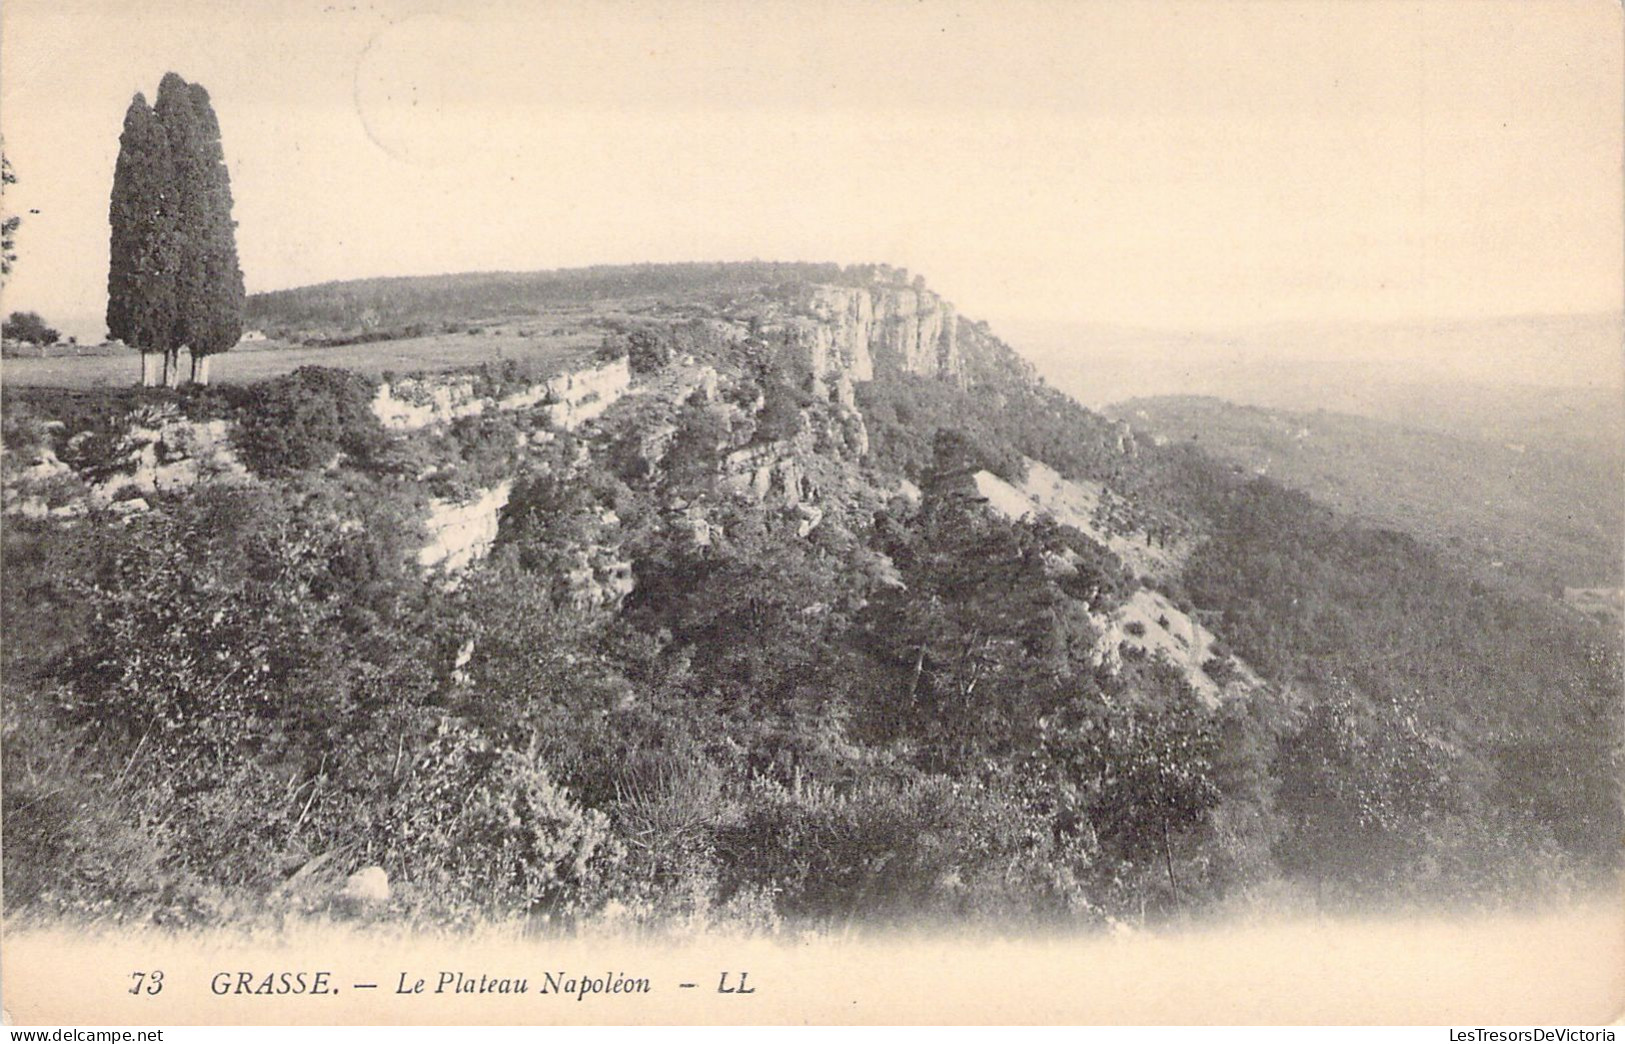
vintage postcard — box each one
[1,0,1621,1029]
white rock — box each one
[376,359,631,434]
[342,866,390,903]
[417,481,513,572]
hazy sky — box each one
[2,0,1621,342]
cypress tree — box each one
[159,76,243,385]
[107,93,179,387]
[107,73,243,387]
[184,82,245,385]
[154,73,201,387]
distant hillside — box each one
[1107,395,1623,594]
[1003,313,1624,463]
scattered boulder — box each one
[341,866,390,904]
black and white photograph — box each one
[1,0,1621,1029]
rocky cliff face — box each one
[779,283,960,387]
[0,267,1254,706]
[701,281,962,503]
[418,481,513,573]
[372,358,632,433]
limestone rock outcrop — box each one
[783,283,961,385]
[539,357,633,430]
[1103,589,1263,707]
[760,282,962,466]
[970,459,1185,581]
[418,481,513,572]
[2,403,250,520]
[91,410,250,505]
[372,357,631,433]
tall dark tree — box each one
[160,75,243,385]
[108,73,243,387]
[107,93,179,386]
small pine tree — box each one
[107,93,180,386]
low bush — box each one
[232,367,387,477]
[716,774,1090,926]
[382,718,619,917]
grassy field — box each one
[0,328,600,389]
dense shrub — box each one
[1184,479,1625,893]
[231,366,387,477]
[382,718,618,916]
[467,356,558,400]
[717,774,1093,925]
[624,329,672,375]
[422,412,527,499]
[753,373,812,444]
